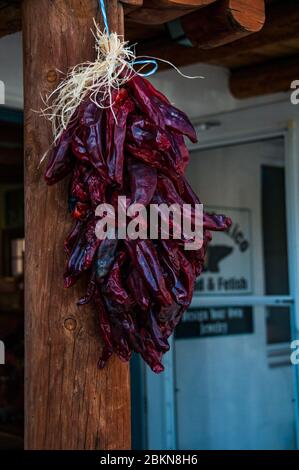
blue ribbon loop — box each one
[132,59,159,77]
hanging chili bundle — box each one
[43,25,231,373]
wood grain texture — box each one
[229,0,265,32]
[23,0,131,450]
[147,0,214,8]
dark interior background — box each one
[0,108,24,449]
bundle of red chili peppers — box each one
[45,73,231,373]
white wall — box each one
[0,32,291,115]
[150,63,289,119]
[0,33,23,109]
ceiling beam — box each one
[230,54,298,98]
[182,0,265,49]
[124,0,215,25]
[0,0,216,37]
[137,0,299,67]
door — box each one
[173,137,298,450]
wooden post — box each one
[22,0,131,450]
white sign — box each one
[0,340,4,365]
[196,207,252,295]
[0,80,5,105]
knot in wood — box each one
[64,317,77,331]
[47,69,58,84]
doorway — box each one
[174,137,296,450]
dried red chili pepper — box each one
[81,102,109,182]
[125,239,173,307]
[106,89,135,187]
[127,157,157,206]
[95,238,119,281]
[45,123,76,185]
[127,268,150,311]
[127,74,197,143]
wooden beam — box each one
[136,0,299,68]
[23,0,131,450]
[0,0,215,35]
[125,0,216,25]
[230,55,299,98]
[225,0,299,54]
[182,0,265,49]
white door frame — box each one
[144,100,299,450]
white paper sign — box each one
[196,207,252,295]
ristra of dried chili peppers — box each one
[45,72,231,373]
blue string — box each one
[98,0,158,77]
[132,60,159,77]
[99,0,110,35]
